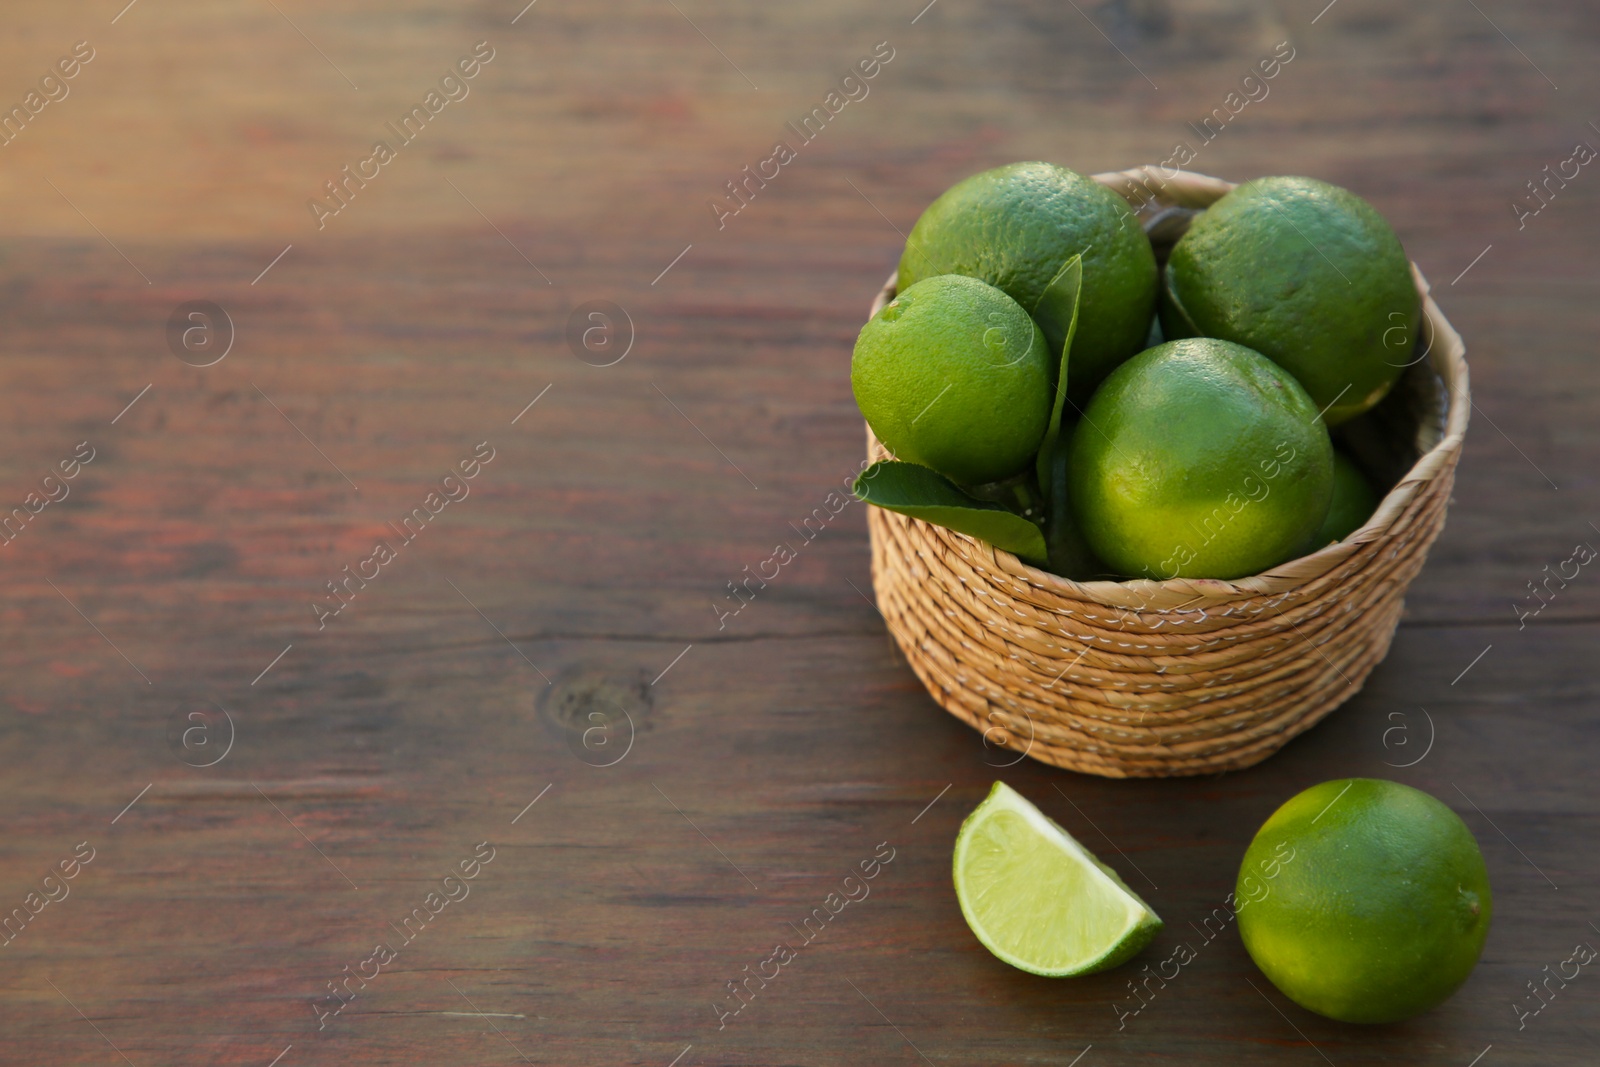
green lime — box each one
[897,161,1157,401]
[852,274,1050,486]
[1066,338,1334,580]
[1237,778,1492,1024]
[1313,451,1380,545]
[1161,176,1420,425]
[953,782,1162,977]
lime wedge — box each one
[953,781,1162,976]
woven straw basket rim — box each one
[863,165,1469,776]
[868,166,1470,610]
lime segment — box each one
[953,782,1162,976]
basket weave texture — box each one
[865,166,1470,778]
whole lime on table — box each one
[1067,337,1334,580]
[896,161,1157,402]
[1237,778,1492,1024]
[1161,175,1420,425]
[953,782,1161,976]
[851,273,1051,486]
[1313,450,1380,545]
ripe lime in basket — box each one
[851,274,1050,486]
[896,161,1157,401]
[1312,450,1380,545]
[1161,175,1420,425]
[1237,778,1492,1024]
[953,782,1162,976]
[1067,338,1334,580]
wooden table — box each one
[0,0,1594,1063]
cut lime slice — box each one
[953,781,1162,976]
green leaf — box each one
[1039,431,1101,580]
[1157,263,1201,339]
[1033,254,1084,492]
[854,461,1048,564]
[1031,252,1085,363]
[1026,253,1099,580]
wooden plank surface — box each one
[0,0,1596,1063]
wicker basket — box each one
[865,166,1470,778]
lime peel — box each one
[953,782,1162,976]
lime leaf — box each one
[1030,247,1087,360]
[1157,263,1203,339]
[854,461,1048,564]
[1040,436,1100,580]
[1028,253,1096,578]
[1033,254,1083,493]
[954,782,1163,977]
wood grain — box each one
[0,0,1596,1063]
